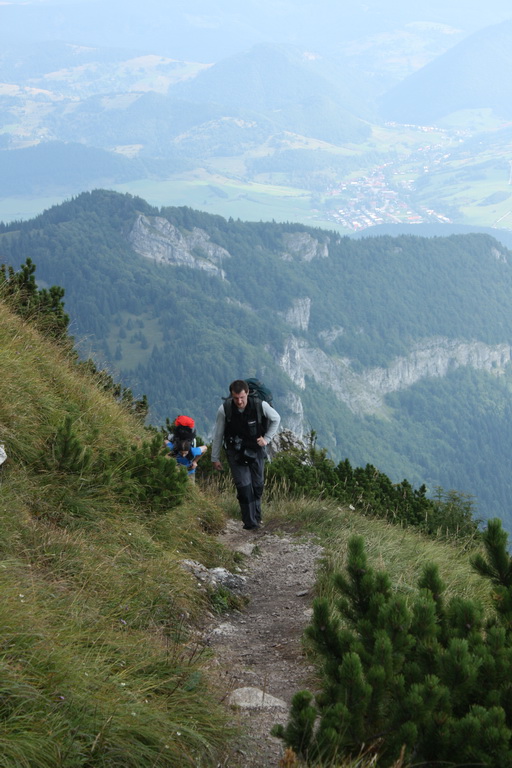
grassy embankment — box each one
[0,299,240,767]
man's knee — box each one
[236,483,253,505]
[252,479,264,499]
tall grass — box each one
[0,303,239,766]
[263,492,491,610]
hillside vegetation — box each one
[3,259,512,766]
[0,291,242,766]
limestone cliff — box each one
[280,297,311,332]
[128,218,332,276]
[279,335,512,429]
[280,232,331,262]
[128,214,230,277]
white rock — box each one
[228,687,287,709]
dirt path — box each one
[204,519,324,767]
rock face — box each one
[280,395,304,441]
[280,297,311,332]
[128,214,230,277]
[267,427,307,461]
[280,232,330,262]
[279,335,512,427]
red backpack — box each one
[170,415,197,447]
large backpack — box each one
[168,415,197,455]
[223,378,273,435]
[245,378,273,407]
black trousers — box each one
[226,447,266,528]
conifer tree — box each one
[274,525,512,766]
[43,415,92,474]
[0,258,69,337]
[472,517,512,625]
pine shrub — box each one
[273,519,512,766]
[266,446,480,540]
[36,419,188,517]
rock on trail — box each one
[205,518,323,767]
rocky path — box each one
[205,519,324,767]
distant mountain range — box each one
[2,16,512,232]
[380,19,512,123]
[352,222,512,251]
[1,0,510,60]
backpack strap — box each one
[253,396,266,435]
[223,397,233,422]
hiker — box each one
[211,379,281,530]
[165,415,207,481]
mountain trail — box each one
[204,518,324,767]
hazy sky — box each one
[1,0,511,61]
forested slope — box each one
[2,189,512,526]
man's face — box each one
[231,389,248,409]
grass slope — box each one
[0,298,240,766]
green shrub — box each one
[111,433,189,513]
[34,419,188,518]
[273,519,512,766]
[267,446,480,541]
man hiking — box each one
[211,379,280,530]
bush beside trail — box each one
[266,437,480,542]
[274,518,512,767]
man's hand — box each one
[256,436,267,447]
[212,461,223,471]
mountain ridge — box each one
[2,190,512,525]
[380,19,512,123]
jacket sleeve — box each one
[262,401,281,443]
[211,404,226,463]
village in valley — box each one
[324,163,453,231]
[320,123,475,231]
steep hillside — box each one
[2,190,512,526]
[380,19,512,123]
[0,290,242,766]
